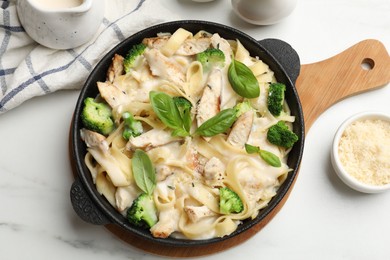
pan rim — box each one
[71,19,305,247]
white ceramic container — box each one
[231,0,298,25]
[16,0,105,49]
[331,111,390,193]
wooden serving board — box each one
[101,39,390,257]
[297,39,390,131]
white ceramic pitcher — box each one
[231,0,298,25]
[16,0,105,49]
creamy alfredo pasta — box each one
[80,28,296,240]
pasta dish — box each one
[79,28,298,240]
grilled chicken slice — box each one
[210,33,242,109]
[227,110,255,148]
[115,185,140,212]
[196,69,222,127]
[186,147,208,175]
[97,81,128,108]
[184,205,216,223]
[80,128,109,153]
[203,157,226,187]
[126,129,181,151]
[143,36,210,56]
[175,37,211,56]
[107,54,124,82]
[142,36,170,50]
[143,48,185,87]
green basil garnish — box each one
[228,59,260,98]
[149,91,190,137]
[195,108,238,137]
[245,144,281,167]
[173,96,192,133]
[131,149,156,195]
[244,143,260,154]
[259,150,281,167]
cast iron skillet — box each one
[70,20,305,247]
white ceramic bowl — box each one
[331,111,390,193]
[231,0,298,25]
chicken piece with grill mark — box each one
[184,205,216,223]
[143,48,186,87]
[106,54,124,83]
[97,81,128,109]
[227,110,255,148]
[126,129,181,151]
[196,68,223,128]
[143,36,211,56]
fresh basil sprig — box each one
[195,108,238,137]
[149,91,190,137]
[244,143,281,167]
[228,59,260,98]
[244,143,261,154]
[173,96,192,133]
[131,149,156,195]
[195,101,253,137]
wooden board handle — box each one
[296,39,390,131]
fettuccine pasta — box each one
[80,28,296,240]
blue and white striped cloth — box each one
[0,0,179,114]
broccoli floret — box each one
[267,121,298,148]
[122,112,143,140]
[173,96,192,111]
[219,187,244,214]
[123,43,147,73]
[267,83,286,116]
[196,48,225,71]
[234,100,252,117]
[81,97,115,135]
[127,193,158,229]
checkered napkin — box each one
[0,0,180,114]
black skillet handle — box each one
[257,38,301,84]
[70,177,110,225]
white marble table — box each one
[1,0,389,259]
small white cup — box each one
[231,0,298,25]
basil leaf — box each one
[245,143,281,167]
[173,97,192,132]
[195,108,238,137]
[244,143,260,154]
[228,59,260,98]
[149,91,190,137]
[182,109,192,132]
[172,128,189,137]
[131,149,156,195]
[259,149,281,167]
[150,91,182,129]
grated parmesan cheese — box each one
[338,119,390,186]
